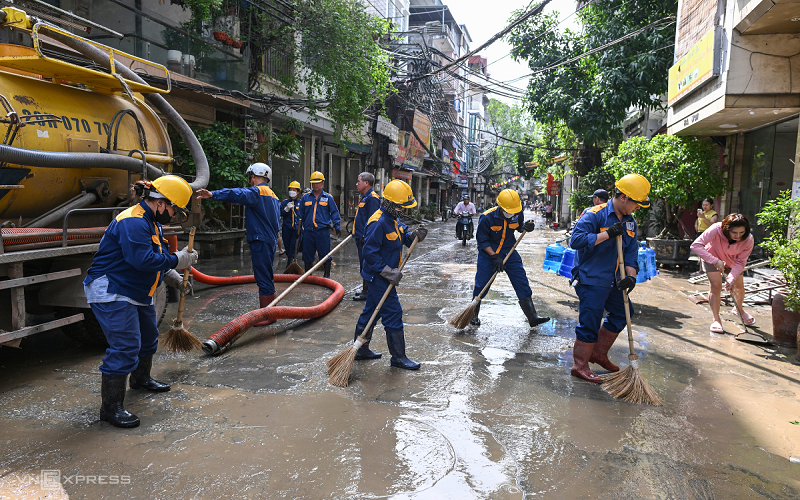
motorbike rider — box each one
[453,194,476,238]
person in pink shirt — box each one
[690,214,755,333]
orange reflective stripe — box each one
[495,219,507,253]
[313,199,318,228]
[352,204,359,235]
[394,220,402,266]
[149,222,163,297]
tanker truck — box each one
[0,7,209,347]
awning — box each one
[342,141,372,154]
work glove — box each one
[335,227,341,237]
[410,225,428,242]
[522,220,536,232]
[380,265,403,286]
[606,221,625,239]
[489,253,505,273]
[617,276,636,295]
[163,268,193,295]
[283,204,293,213]
[174,246,198,270]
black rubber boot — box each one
[304,261,313,273]
[129,355,170,392]
[323,261,332,279]
[353,279,368,301]
[519,297,549,327]
[354,323,381,360]
[100,374,140,428]
[470,302,481,326]
[386,329,420,370]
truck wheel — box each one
[55,283,168,347]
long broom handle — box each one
[474,229,529,302]
[356,236,420,343]
[175,227,196,325]
[292,225,301,261]
[616,236,636,356]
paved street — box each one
[1,215,799,499]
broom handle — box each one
[357,236,420,343]
[175,227,196,324]
[292,225,301,261]
[474,229,529,302]
[616,236,635,356]
[266,234,353,309]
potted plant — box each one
[283,117,304,136]
[605,135,723,265]
[270,133,302,160]
[756,189,800,347]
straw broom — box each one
[327,236,420,387]
[599,236,663,406]
[161,227,204,353]
[284,227,303,275]
[449,229,530,330]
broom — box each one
[599,235,663,406]
[449,229,530,330]
[161,227,204,353]
[327,236,420,387]
[284,227,303,275]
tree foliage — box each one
[757,190,800,312]
[506,0,677,145]
[485,99,536,174]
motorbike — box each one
[455,212,474,246]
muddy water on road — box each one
[1,217,799,499]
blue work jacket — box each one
[280,198,302,231]
[352,188,381,238]
[476,206,524,255]
[212,183,280,244]
[300,190,341,231]
[570,201,639,286]
[361,209,414,282]
[84,201,177,305]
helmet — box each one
[382,180,416,208]
[615,174,651,208]
[246,162,272,181]
[462,194,470,200]
[288,181,301,190]
[302,187,311,194]
[149,175,192,219]
[310,171,325,183]
[496,189,522,213]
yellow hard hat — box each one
[150,175,192,213]
[288,181,301,190]
[310,171,325,183]
[615,173,651,208]
[382,180,417,208]
[497,189,522,213]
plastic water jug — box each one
[543,243,565,273]
[646,245,658,278]
[558,247,577,278]
[636,243,648,283]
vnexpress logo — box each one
[40,470,61,491]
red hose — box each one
[190,267,344,355]
[1,227,101,246]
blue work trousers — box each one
[356,238,365,272]
[303,228,332,264]
[250,240,276,295]
[574,284,635,343]
[473,251,532,300]
[92,300,158,376]
[282,226,299,263]
[357,275,403,332]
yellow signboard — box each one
[668,27,720,105]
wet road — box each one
[2,212,800,499]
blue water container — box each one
[646,244,659,277]
[558,247,577,278]
[543,243,565,273]
[636,243,648,283]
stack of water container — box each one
[636,242,659,283]
[542,240,658,281]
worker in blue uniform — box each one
[353,180,427,369]
[280,180,303,271]
[197,162,281,326]
[569,173,650,383]
[351,171,381,301]
[84,175,197,428]
[470,189,549,328]
[299,171,341,279]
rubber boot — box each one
[519,297,550,327]
[386,329,420,370]
[129,355,170,392]
[304,261,313,274]
[470,302,481,326]
[353,323,381,360]
[323,261,331,279]
[589,325,620,372]
[353,279,368,301]
[254,293,277,326]
[570,340,601,383]
[100,374,140,428]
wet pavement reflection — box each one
[1,212,799,499]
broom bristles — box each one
[284,261,304,275]
[449,298,479,330]
[327,343,359,387]
[600,363,663,407]
[161,324,203,353]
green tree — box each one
[485,99,536,173]
[757,191,800,312]
[506,0,677,146]
[604,135,722,238]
